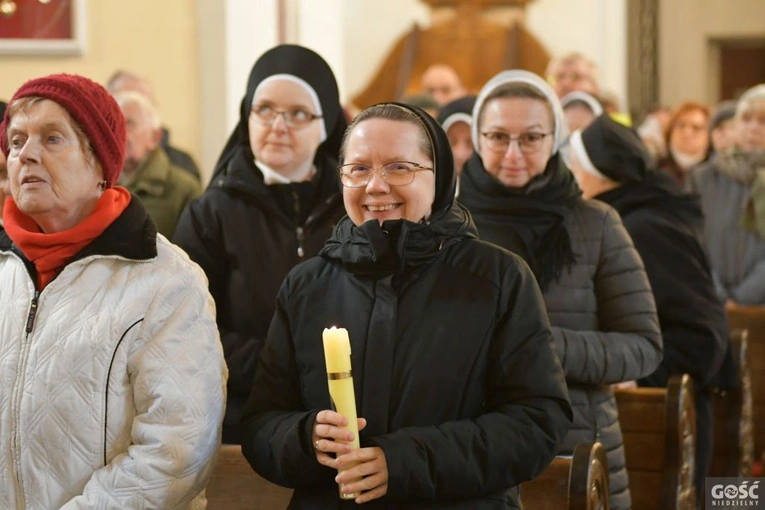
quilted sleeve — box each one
[60,262,228,509]
[173,195,263,417]
[552,207,663,385]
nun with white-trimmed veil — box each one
[459,70,662,510]
[173,44,348,444]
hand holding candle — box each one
[322,326,362,500]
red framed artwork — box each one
[0,0,85,55]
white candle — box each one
[322,327,361,500]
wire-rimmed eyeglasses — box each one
[251,103,322,128]
[338,161,433,188]
[481,131,553,154]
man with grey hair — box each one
[546,52,600,99]
[107,70,201,181]
[114,91,201,238]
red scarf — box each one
[3,187,132,290]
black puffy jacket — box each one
[173,147,344,443]
[241,100,572,509]
[241,208,572,509]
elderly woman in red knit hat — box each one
[0,74,227,509]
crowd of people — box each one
[0,42,763,509]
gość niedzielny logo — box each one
[710,480,760,507]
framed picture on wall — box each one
[0,0,86,56]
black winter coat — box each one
[173,147,344,443]
[241,207,573,509]
[595,173,728,387]
[595,172,729,494]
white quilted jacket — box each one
[0,231,227,509]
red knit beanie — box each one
[0,73,126,187]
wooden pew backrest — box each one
[711,329,754,477]
[726,306,765,461]
[615,374,696,510]
[521,441,610,510]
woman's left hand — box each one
[334,446,388,504]
[612,380,637,390]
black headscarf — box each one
[320,102,477,286]
[460,153,580,290]
[574,114,704,230]
[209,45,347,184]
[437,95,476,131]
[570,114,653,184]
[0,102,7,122]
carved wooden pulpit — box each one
[351,0,550,110]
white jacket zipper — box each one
[11,290,40,509]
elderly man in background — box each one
[546,52,600,99]
[107,70,201,181]
[420,63,467,106]
[114,91,201,238]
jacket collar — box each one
[210,145,342,221]
[126,148,172,198]
[0,195,157,262]
[320,203,477,284]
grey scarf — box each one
[715,148,765,239]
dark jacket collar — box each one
[125,148,172,198]
[208,145,342,221]
[595,170,704,231]
[0,196,158,263]
[320,203,477,285]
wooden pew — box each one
[207,443,611,509]
[521,441,610,510]
[726,305,765,463]
[206,445,292,510]
[614,374,696,510]
[710,329,754,477]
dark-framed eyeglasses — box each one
[480,131,553,154]
[251,103,322,128]
[338,161,433,188]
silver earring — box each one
[98,180,107,191]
